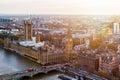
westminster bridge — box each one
[0,64,109,80]
[0,64,65,80]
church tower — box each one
[24,20,32,41]
[65,26,73,61]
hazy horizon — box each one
[1,0,120,15]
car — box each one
[41,66,47,69]
[64,63,71,67]
[27,68,35,72]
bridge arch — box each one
[32,72,46,78]
[32,71,46,76]
[47,69,61,73]
[32,69,62,77]
[18,76,31,80]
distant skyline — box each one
[0,0,120,15]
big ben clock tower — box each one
[65,26,73,61]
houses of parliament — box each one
[3,20,74,65]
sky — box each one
[0,0,120,15]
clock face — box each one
[66,38,72,41]
[70,39,72,41]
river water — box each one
[0,48,64,79]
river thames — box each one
[0,48,63,79]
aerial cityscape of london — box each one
[0,0,120,80]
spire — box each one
[66,22,72,39]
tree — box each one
[102,25,113,37]
[74,62,81,70]
[45,33,52,41]
[71,53,78,60]
[98,70,110,78]
[89,37,103,49]
[73,38,80,46]
[0,39,4,44]
[13,35,20,40]
[107,43,117,51]
[88,66,94,74]
[102,28,108,37]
